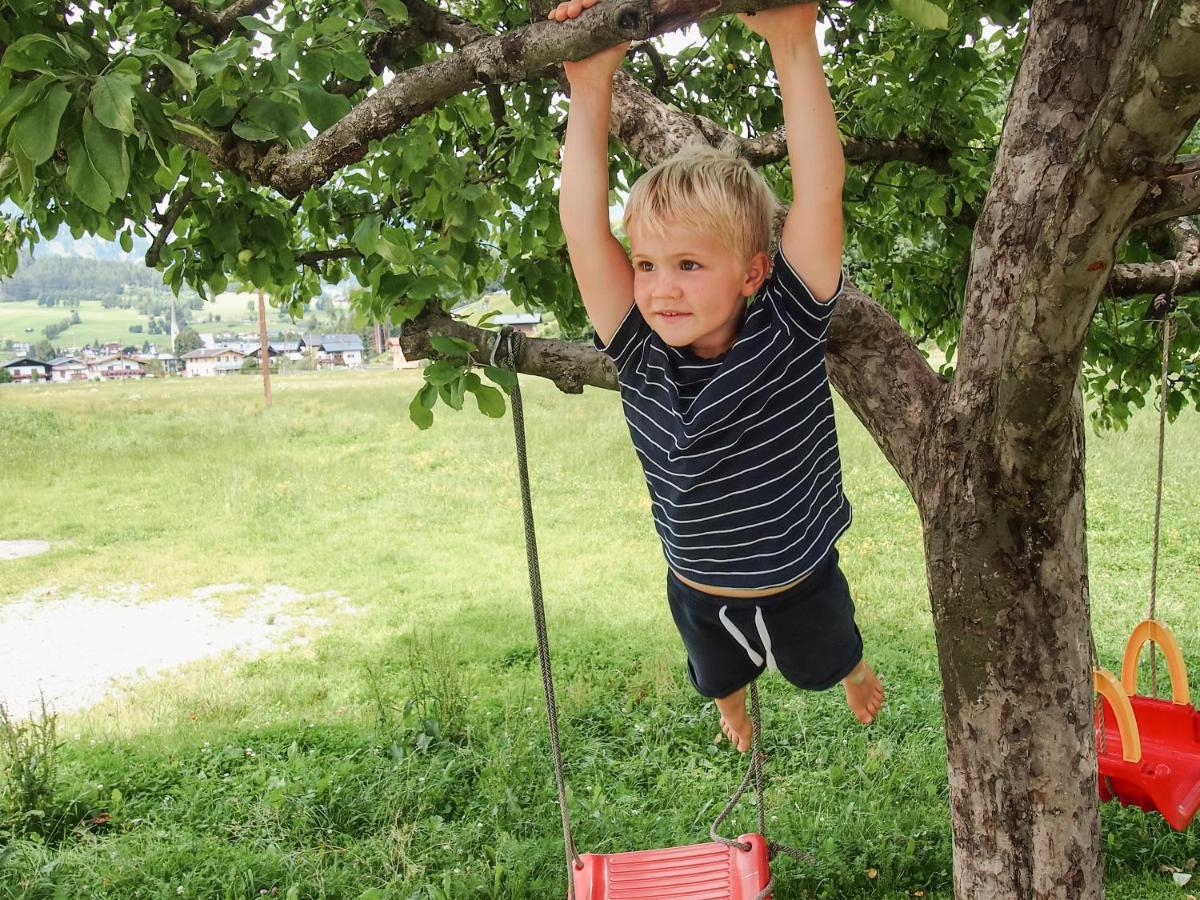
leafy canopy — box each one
[0,0,1193,430]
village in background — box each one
[0,248,550,384]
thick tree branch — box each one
[991,0,1200,466]
[607,68,953,174]
[161,0,221,38]
[826,287,947,490]
[739,130,954,172]
[171,0,951,194]
[1108,258,1200,297]
[1130,157,1200,227]
[401,304,617,395]
[162,0,273,42]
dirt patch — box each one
[0,583,357,718]
[0,540,52,561]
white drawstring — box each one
[754,607,778,671]
[718,605,777,671]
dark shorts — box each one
[666,548,864,699]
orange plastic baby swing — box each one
[494,329,784,899]
[1093,284,1200,831]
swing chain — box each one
[1147,260,1180,698]
[491,327,584,895]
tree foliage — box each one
[0,0,1195,434]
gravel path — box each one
[0,582,355,718]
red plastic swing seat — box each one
[1097,694,1200,831]
[570,833,771,900]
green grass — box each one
[0,372,1198,898]
[0,300,173,350]
[0,294,332,353]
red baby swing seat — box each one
[572,834,771,900]
[1095,621,1200,831]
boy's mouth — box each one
[656,312,690,320]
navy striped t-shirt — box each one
[594,247,852,591]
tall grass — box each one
[0,370,1197,898]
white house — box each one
[2,357,51,383]
[307,334,364,368]
[87,354,147,381]
[48,356,88,383]
[490,313,542,337]
[181,347,246,377]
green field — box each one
[0,372,1198,898]
[0,293,325,353]
[0,300,171,350]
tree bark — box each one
[920,382,1099,898]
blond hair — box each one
[622,145,778,263]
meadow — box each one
[0,369,1198,898]
[0,300,172,350]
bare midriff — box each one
[671,568,809,599]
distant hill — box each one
[0,254,184,305]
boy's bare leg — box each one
[843,659,884,724]
[714,688,753,752]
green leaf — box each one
[298,81,352,131]
[91,74,137,134]
[240,96,300,141]
[445,375,466,410]
[10,81,70,166]
[332,51,372,82]
[237,15,280,35]
[231,120,277,142]
[468,380,506,418]
[66,134,115,212]
[168,117,219,146]
[298,49,333,83]
[889,0,949,30]
[375,0,409,22]
[352,215,381,256]
[430,335,476,357]
[143,49,198,93]
[1,35,62,74]
[12,147,34,203]
[424,360,464,386]
[0,74,52,133]
[483,365,517,392]
[409,384,434,429]
[82,110,130,199]
[408,275,439,301]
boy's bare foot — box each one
[843,659,884,724]
[714,688,753,752]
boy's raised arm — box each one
[552,0,635,346]
[741,4,845,302]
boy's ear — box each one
[741,250,772,297]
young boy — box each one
[550,0,884,751]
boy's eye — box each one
[637,261,653,272]
[680,260,700,271]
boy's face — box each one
[628,218,770,359]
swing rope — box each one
[1147,260,1181,697]
[491,327,811,900]
[491,329,583,897]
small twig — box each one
[145,184,194,268]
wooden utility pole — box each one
[257,289,272,406]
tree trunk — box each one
[921,384,1100,898]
